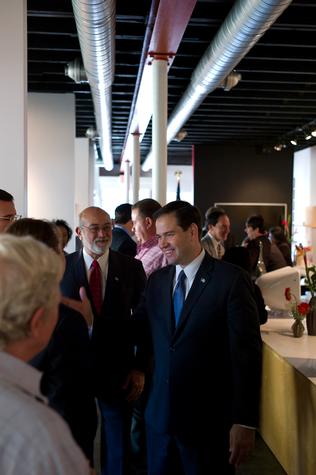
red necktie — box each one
[89,260,102,315]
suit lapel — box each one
[164,265,176,337]
[102,250,121,312]
[171,254,215,341]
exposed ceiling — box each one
[28,0,316,170]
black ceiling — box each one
[28,0,316,169]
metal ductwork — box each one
[72,0,115,170]
[65,58,88,84]
[143,0,293,170]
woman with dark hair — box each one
[269,226,292,267]
[7,218,97,465]
[53,219,73,253]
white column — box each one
[132,133,141,203]
[125,160,131,203]
[0,0,27,215]
[152,58,168,205]
[28,93,75,241]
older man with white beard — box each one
[61,206,147,475]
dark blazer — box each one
[111,226,137,257]
[61,249,147,402]
[142,253,262,443]
[30,304,97,461]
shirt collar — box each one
[175,248,205,283]
[0,351,46,403]
[137,235,159,251]
[83,247,109,274]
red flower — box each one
[285,287,292,301]
[297,302,310,316]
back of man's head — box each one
[246,214,265,233]
[132,199,161,220]
[154,200,202,237]
[115,203,132,224]
[0,234,61,352]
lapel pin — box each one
[201,278,206,283]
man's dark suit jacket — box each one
[31,304,97,461]
[61,249,147,402]
[142,253,262,444]
[111,226,137,257]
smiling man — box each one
[201,207,230,259]
[139,201,262,475]
[61,206,147,475]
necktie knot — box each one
[173,270,186,327]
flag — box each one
[176,179,181,200]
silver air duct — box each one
[142,0,292,170]
[72,0,115,170]
[166,0,292,144]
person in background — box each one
[223,247,268,325]
[132,198,168,277]
[7,218,97,465]
[53,219,73,253]
[269,226,292,267]
[137,201,262,475]
[0,189,20,233]
[0,234,93,475]
[61,206,147,475]
[201,207,230,259]
[111,203,137,257]
[243,215,287,276]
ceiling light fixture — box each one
[311,129,316,138]
[305,132,312,140]
[290,138,297,146]
[274,144,283,152]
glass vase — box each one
[291,319,304,338]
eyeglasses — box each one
[80,224,112,234]
[0,214,22,222]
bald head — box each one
[77,207,112,259]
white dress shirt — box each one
[0,351,90,475]
[174,249,205,298]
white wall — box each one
[28,93,76,250]
[293,145,316,263]
[0,0,27,215]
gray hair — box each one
[0,234,61,349]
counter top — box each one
[261,318,316,383]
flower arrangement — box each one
[285,287,310,320]
[295,244,316,297]
[285,287,310,337]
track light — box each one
[274,144,283,152]
[290,138,297,146]
[305,132,312,140]
[311,129,316,138]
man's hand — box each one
[122,369,145,402]
[229,424,255,467]
[61,287,94,328]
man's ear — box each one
[29,307,45,339]
[76,226,82,240]
[145,217,153,230]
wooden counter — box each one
[260,319,316,475]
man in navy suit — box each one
[139,201,262,475]
[61,206,147,475]
[111,203,137,257]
